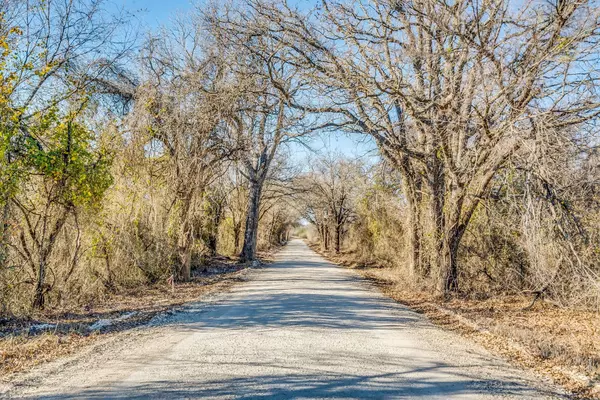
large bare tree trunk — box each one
[435,188,477,294]
[399,160,423,277]
[240,180,263,262]
[318,223,328,251]
[32,258,47,310]
[442,226,462,293]
[177,194,194,281]
[207,235,217,256]
[405,202,422,276]
[32,209,69,309]
[428,158,446,282]
[437,217,465,294]
[206,202,223,256]
[335,223,341,254]
[178,241,192,281]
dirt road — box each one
[5,239,563,399]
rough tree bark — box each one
[177,193,194,281]
[240,177,263,263]
[334,222,341,254]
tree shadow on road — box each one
[160,259,427,332]
[26,361,565,399]
[16,248,567,399]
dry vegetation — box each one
[0,0,299,318]
[275,1,600,393]
[271,0,600,307]
[0,0,298,377]
[0,255,263,381]
[2,0,600,392]
[313,246,600,399]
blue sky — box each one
[114,0,194,27]
[111,0,377,161]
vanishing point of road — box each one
[7,239,563,399]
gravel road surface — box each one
[5,239,563,399]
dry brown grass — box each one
[0,256,256,382]
[0,333,97,382]
[315,245,600,399]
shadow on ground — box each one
[28,364,562,399]
[12,241,567,399]
[159,259,422,332]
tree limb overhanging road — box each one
[7,240,563,399]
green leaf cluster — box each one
[22,110,114,208]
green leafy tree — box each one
[12,108,113,309]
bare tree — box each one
[236,96,288,262]
[235,0,600,293]
[208,9,310,262]
[131,20,238,280]
[302,155,362,254]
[5,0,134,121]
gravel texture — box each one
[3,239,565,399]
